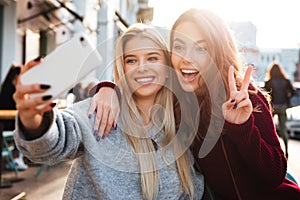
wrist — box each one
[88,81,121,101]
[19,111,53,140]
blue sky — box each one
[149,0,300,48]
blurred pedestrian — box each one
[264,62,296,158]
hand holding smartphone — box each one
[21,32,102,109]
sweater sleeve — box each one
[223,90,287,188]
[13,100,92,165]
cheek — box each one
[124,65,131,74]
[124,70,134,85]
[125,76,136,93]
[194,56,210,72]
[124,64,139,78]
[153,66,168,82]
[171,54,180,69]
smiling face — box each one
[171,21,210,92]
[123,36,168,101]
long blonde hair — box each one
[114,23,194,199]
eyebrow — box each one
[173,37,206,46]
[124,51,162,59]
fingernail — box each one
[233,103,238,109]
[34,55,44,62]
[230,99,235,103]
[40,84,51,89]
[96,135,101,142]
[42,95,52,101]
[114,124,117,130]
[93,130,97,136]
[88,114,92,119]
[101,135,105,139]
[50,102,56,108]
[15,67,21,75]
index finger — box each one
[88,99,97,117]
[228,65,237,92]
[23,57,44,73]
[241,65,253,90]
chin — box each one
[179,81,197,93]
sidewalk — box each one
[0,139,299,200]
[0,161,71,200]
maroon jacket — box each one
[191,89,300,199]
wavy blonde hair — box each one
[114,23,194,199]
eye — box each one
[195,46,207,54]
[125,58,137,64]
[173,44,184,52]
[148,56,159,62]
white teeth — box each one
[181,69,198,74]
[135,77,154,83]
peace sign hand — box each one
[222,65,253,124]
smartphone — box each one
[21,32,102,109]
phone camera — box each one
[79,37,87,47]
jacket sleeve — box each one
[14,99,92,165]
[224,89,287,188]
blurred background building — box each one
[229,21,299,83]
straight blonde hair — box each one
[114,23,195,199]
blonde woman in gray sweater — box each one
[13,24,204,200]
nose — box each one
[181,47,193,64]
[137,58,147,72]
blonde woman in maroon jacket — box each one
[88,9,300,200]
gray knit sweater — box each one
[14,98,204,200]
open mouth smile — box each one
[134,76,155,84]
[180,69,200,81]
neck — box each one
[135,96,155,125]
